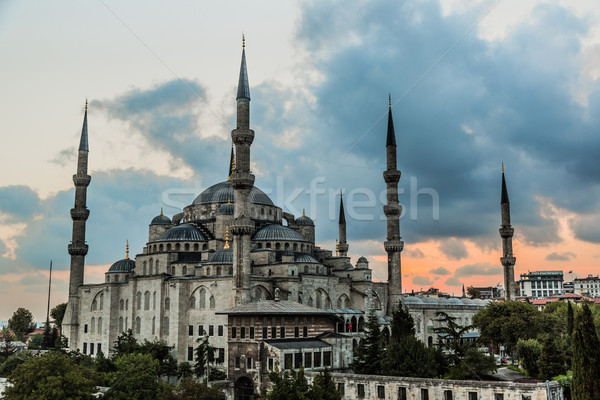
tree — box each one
[139,339,177,377]
[516,338,541,378]
[538,335,566,381]
[467,286,481,299]
[177,362,194,380]
[27,333,44,349]
[159,377,225,400]
[389,300,415,339]
[567,302,575,337]
[572,304,600,400]
[0,326,17,361]
[112,329,139,359]
[8,308,36,342]
[266,367,309,400]
[194,336,215,379]
[4,352,97,400]
[105,353,160,400]
[50,303,67,329]
[351,309,383,374]
[308,369,342,400]
[0,352,33,378]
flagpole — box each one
[46,260,52,324]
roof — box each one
[253,224,306,242]
[156,224,207,242]
[108,258,135,273]
[79,102,88,151]
[294,253,319,263]
[386,103,396,147]
[339,196,346,224]
[151,214,171,225]
[237,48,250,100]
[216,300,339,317]
[295,214,314,226]
[264,338,331,350]
[357,256,368,263]
[217,203,234,215]
[207,249,233,264]
[501,172,509,204]
[192,181,273,206]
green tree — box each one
[0,352,33,378]
[389,300,415,338]
[0,326,17,361]
[538,335,566,381]
[351,309,383,374]
[27,333,44,349]
[177,362,194,380]
[516,338,542,378]
[266,367,309,400]
[111,329,139,359]
[4,352,97,400]
[94,350,116,385]
[467,286,481,299]
[8,308,36,342]
[50,303,67,329]
[308,369,341,400]
[567,302,575,336]
[105,353,160,400]
[139,339,177,377]
[194,336,215,379]
[159,377,225,400]
[572,304,600,400]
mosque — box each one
[61,42,511,397]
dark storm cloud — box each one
[0,186,40,222]
[429,266,451,276]
[545,251,576,261]
[570,214,600,244]
[439,238,468,260]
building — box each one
[518,271,564,298]
[574,274,600,297]
[61,43,492,398]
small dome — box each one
[151,213,171,225]
[295,213,314,226]
[156,224,207,242]
[283,249,294,256]
[193,181,274,206]
[217,203,234,215]
[294,253,319,263]
[357,256,368,263]
[253,225,306,242]
[207,249,233,264]
[108,258,135,273]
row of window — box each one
[232,325,309,340]
[188,324,224,337]
[147,242,209,255]
[354,385,513,400]
[83,317,103,335]
[282,350,332,370]
[524,280,560,289]
[187,346,225,363]
[82,342,102,355]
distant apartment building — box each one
[518,270,563,298]
[574,275,600,297]
[471,286,503,299]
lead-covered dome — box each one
[207,248,233,264]
[151,213,171,225]
[156,224,207,242]
[217,203,234,215]
[253,225,306,242]
[193,181,274,206]
[295,214,314,226]
[108,258,135,273]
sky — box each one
[1,0,600,321]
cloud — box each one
[49,147,76,167]
[570,214,600,243]
[405,248,425,258]
[454,262,500,278]
[444,276,462,287]
[545,251,576,261]
[0,186,40,222]
[439,238,468,260]
[412,275,438,287]
[429,266,451,276]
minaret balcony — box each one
[500,256,516,266]
[230,172,255,190]
[230,218,255,235]
[499,226,514,238]
[70,208,90,221]
[72,174,91,186]
[383,170,401,184]
[68,243,89,256]
[384,240,404,253]
[384,204,402,217]
[232,128,255,145]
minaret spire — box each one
[230,39,256,305]
[338,191,349,257]
[500,165,516,300]
[64,99,92,351]
[383,95,404,314]
[227,142,235,181]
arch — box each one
[372,293,382,310]
[159,244,164,252]
[167,243,172,251]
[251,285,271,301]
[135,316,141,334]
[216,266,222,275]
[304,265,309,274]
[143,261,147,275]
[136,292,142,310]
[182,266,188,275]
[171,266,176,275]
[266,242,271,249]
[165,297,170,310]
[119,299,124,310]
[351,316,358,332]
[235,376,254,400]
[99,293,104,310]
[156,260,160,273]
[189,295,196,309]
[90,317,95,333]
[163,317,170,335]
[144,291,150,310]
[358,316,365,332]
[153,292,156,310]
[293,243,298,251]
[152,316,156,335]
[199,288,207,309]
[284,242,290,250]
[194,243,199,251]
[98,317,102,334]
[184,243,190,251]
[203,243,208,250]
[209,296,215,309]
[91,299,97,311]
[125,299,129,310]
[175,243,181,251]
[310,288,331,309]
[275,243,281,250]
[337,321,344,333]
[119,317,124,332]
[337,294,350,309]
[148,262,152,275]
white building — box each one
[518,270,563,298]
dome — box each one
[357,256,368,263]
[108,258,135,273]
[217,203,234,215]
[253,225,306,242]
[151,213,171,225]
[282,249,294,256]
[401,296,424,304]
[294,253,319,263]
[156,224,207,242]
[295,214,314,226]
[193,181,274,206]
[207,248,233,264]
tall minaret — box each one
[64,100,91,346]
[230,37,255,305]
[383,95,404,314]
[338,192,349,257]
[500,164,516,300]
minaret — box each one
[338,192,349,257]
[227,142,234,181]
[383,95,404,314]
[65,100,91,347]
[500,164,516,300]
[230,36,255,305]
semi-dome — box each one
[217,203,234,215]
[151,213,171,225]
[193,181,274,206]
[294,253,319,263]
[207,248,233,264]
[108,258,135,273]
[357,256,368,263]
[253,224,306,242]
[156,224,207,242]
[295,213,314,226]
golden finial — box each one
[302,208,306,217]
[85,98,88,111]
[125,240,130,260]
[224,226,230,249]
[335,239,339,256]
[502,162,504,173]
[388,94,391,108]
[227,196,231,205]
[242,33,245,49]
[160,207,164,216]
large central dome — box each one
[193,181,274,206]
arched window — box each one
[167,243,171,251]
[182,266,187,275]
[135,317,141,334]
[152,317,156,335]
[304,265,309,274]
[266,243,271,249]
[316,294,322,309]
[175,243,181,251]
[156,260,160,272]
[119,317,123,333]
[148,262,152,275]
[207,268,211,276]
[203,243,208,250]
[163,317,169,335]
[293,243,297,251]
[165,297,170,310]
[194,243,199,251]
[120,299,124,310]
[358,317,365,332]
[148,259,153,273]
[143,261,147,275]
[189,296,196,309]
[171,266,176,275]
[209,296,215,309]
[351,316,358,332]
[159,244,163,252]
[91,300,97,311]
[90,317,95,333]
[153,292,156,310]
[275,243,281,250]
[185,243,190,251]
[98,317,103,334]
[126,299,129,310]
[125,317,128,330]
[199,288,206,309]
[144,291,150,310]
[136,292,142,310]
[115,274,120,281]
[216,267,222,275]
[285,243,290,250]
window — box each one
[199,289,206,309]
[377,385,385,399]
[97,343,102,354]
[90,343,95,355]
[120,299,124,310]
[398,387,407,400]
[421,388,429,400]
[337,383,345,396]
[468,393,478,400]
[188,347,194,361]
[144,292,150,310]
[285,354,293,369]
[209,325,214,336]
[323,351,331,367]
[263,326,268,338]
[357,384,365,399]
[280,326,285,338]
[294,353,302,369]
[199,325,204,336]
[235,356,241,369]
[232,327,237,339]
[268,357,274,371]
[495,394,504,400]
[189,325,194,336]
[304,352,312,368]
[241,327,246,339]
[135,317,141,334]
[136,292,142,310]
[218,348,225,363]
[303,326,308,337]
[83,342,87,354]
[91,317,95,333]
[314,352,321,367]
[84,324,88,333]
[247,357,253,370]
[119,317,123,333]
[163,317,169,335]
[444,390,453,400]
[218,325,223,336]
[271,326,277,338]
[97,317,102,334]
[295,327,300,338]
[152,317,155,335]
